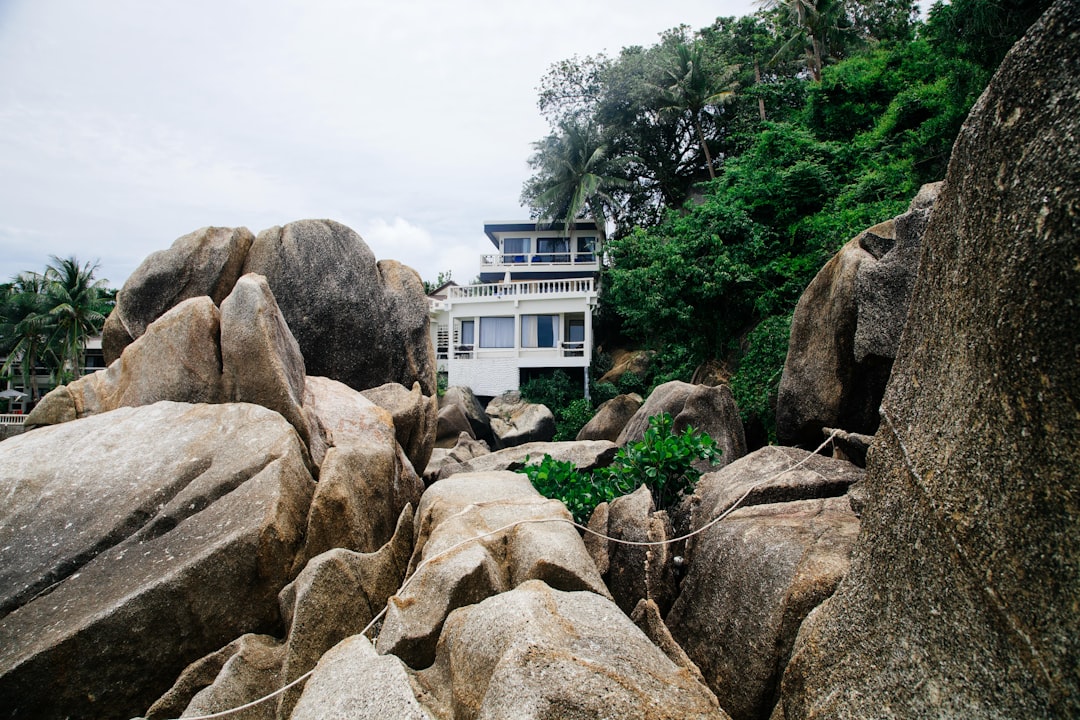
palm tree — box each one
[42,256,111,381]
[521,118,627,239]
[0,273,54,402]
[759,0,852,82]
[654,41,738,180]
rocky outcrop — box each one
[244,221,435,396]
[434,402,474,448]
[418,580,730,719]
[376,472,609,669]
[485,392,556,447]
[102,225,254,361]
[103,219,434,396]
[576,392,642,441]
[440,386,495,447]
[775,183,941,448]
[0,403,315,719]
[435,438,617,481]
[361,381,438,476]
[617,381,747,469]
[668,497,859,720]
[423,433,490,484]
[774,4,1080,716]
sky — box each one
[0,0,759,289]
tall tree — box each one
[0,273,53,401]
[759,0,853,81]
[42,256,111,381]
[521,118,626,238]
[653,41,738,179]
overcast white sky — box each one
[0,0,759,289]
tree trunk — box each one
[693,117,716,179]
[755,60,766,122]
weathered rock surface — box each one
[774,4,1080,716]
[668,497,859,720]
[291,635,432,720]
[418,580,730,720]
[376,472,609,669]
[423,433,490,485]
[221,273,312,447]
[169,633,284,720]
[102,225,254,362]
[244,220,435,395]
[435,439,616,481]
[775,181,941,447]
[0,402,315,720]
[595,484,678,615]
[485,392,556,447]
[361,381,437,476]
[576,392,642,441]
[616,381,747,470]
[25,296,227,427]
[440,386,495,447]
[434,402,474,448]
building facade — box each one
[429,220,600,398]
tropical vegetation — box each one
[521,0,1052,439]
[0,257,114,402]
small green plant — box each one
[521,454,632,524]
[519,412,722,522]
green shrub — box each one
[519,413,722,523]
[554,397,595,441]
[729,314,793,443]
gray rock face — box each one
[434,402,474,448]
[599,484,678,615]
[0,403,315,720]
[102,225,254,362]
[26,296,227,427]
[361,381,438,476]
[423,433,490,484]
[616,381,747,470]
[440,386,495,447]
[576,392,642,441]
[376,472,609,669]
[418,580,730,720]
[485,392,556,447]
[244,220,435,396]
[221,273,311,447]
[668,497,859,720]
[291,635,433,720]
[775,182,940,448]
[774,4,1080,717]
[435,439,616,481]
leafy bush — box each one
[519,413,722,522]
[555,398,595,441]
[521,454,632,524]
[729,314,793,443]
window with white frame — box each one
[521,314,559,348]
[459,319,475,346]
[479,317,515,348]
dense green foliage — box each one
[522,0,1051,435]
[520,413,722,522]
[0,257,114,401]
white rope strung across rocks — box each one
[157,430,842,720]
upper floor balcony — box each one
[446,277,595,303]
[479,250,600,275]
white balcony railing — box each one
[447,278,594,301]
[480,252,598,270]
[0,414,26,426]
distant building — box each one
[428,220,601,397]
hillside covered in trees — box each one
[519,0,1051,439]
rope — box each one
[161,431,840,720]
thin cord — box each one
[163,431,840,720]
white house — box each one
[429,220,601,398]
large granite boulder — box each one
[423,433,490,484]
[485,392,556,447]
[774,4,1080,717]
[440,386,495,447]
[417,580,730,720]
[102,225,254,362]
[361,381,438,476]
[25,296,227,427]
[667,496,859,720]
[244,220,435,395]
[616,381,747,470]
[775,182,941,448]
[576,392,642,441]
[434,402,474,448]
[376,472,609,669]
[0,402,315,720]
